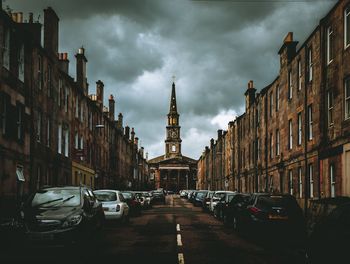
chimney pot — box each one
[29,13,33,23]
[78,47,85,54]
[12,13,17,22]
[284,32,293,44]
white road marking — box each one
[178,253,185,264]
[176,224,180,232]
[177,234,183,246]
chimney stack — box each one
[125,126,130,140]
[44,7,59,55]
[217,129,223,139]
[141,147,144,158]
[210,138,214,147]
[29,13,33,23]
[135,137,139,148]
[109,95,115,121]
[131,127,135,143]
[96,80,104,107]
[118,113,123,129]
[278,32,298,66]
[76,47,88,95]
[58,52,69,73]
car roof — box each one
[93,189,119,193]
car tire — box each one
[233,217,239,232]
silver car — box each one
[93,190,129,223]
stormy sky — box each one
[8,0,336,160]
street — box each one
[1,195,306,264]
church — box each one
[148,82,197,192]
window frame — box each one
[345,6,350,49]
[309,164,314,198]
[327,26,334,64]
[345,78,350,120]
[298,59,302,91]
[288,119,293,150]
[297,112,302,146]
[330,164,335,198]
[308,47,313,82]
[327,90,334,126]
[276,129,280,156]
[288,70,293,100]
[298,167,303,199]
[308,105,313,140]
[289,170,293,195]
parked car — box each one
[202,191,214,212]
[236,193,306,240]
[223,193,251,228]
[209,191,234,214]
[150,190,166,205]
[93,190,129,223]
[141,192,153,208]
[306,197,350,264]
[179,190,188,198]
[213,192,236,219]
[21,186,105,246]
[193,190,208,207]
[121,191,141,216]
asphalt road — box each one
[1,195,306,264]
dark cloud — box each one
[8,0,337,158]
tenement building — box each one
[197,0,350,210]
[149,82,197,192]
[0,5,149,218]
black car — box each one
[193,190,208,207]
[223,193,251,228]
[306,197,350,264]
[237,193,306,240]
[213,192,236,219]
[21,186,105,246]
[150,190,166,205]
[121,191,142,216]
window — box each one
[327,90,334,125]
[80,102,84,122]
[288,119,293,150]
[64,127,69,157]
[46,117,51,147]
[289,170,293,195]
[64,87,69,113]
[16,103,24,142]
[298,167,303,198]
[288,70,293,100]
[270,92,273,117]
[308,105,313,140]
[276,129,280,156]
[36,165,42,190]
[308,48,313,82]
[75,96,79,118]
[276,86,280,111]
[18,44,24,82]
[327,26,334,64]
[298,60,302,90]
[38,56,43,90]
[37,110,42,142]
[0,93,10,136]
[257,138,260,161]
[58,124,62,154]
[48,65,52,97]
[80,136,84,150]
[3,28,10,70]
[309,164,314,198]
[16,165,25,182]
[75,131,79,149]
[270,133,273,159]
[297,112,302,146]
[172,145,176,152]
[58,79,62,107]
[345,7,350,48]
[330,164,335,198]
[346,78,350,120]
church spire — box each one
[169,82,178,114]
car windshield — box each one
[31,188,81,208]
[94,191,117,202]
[121,192,132,199]
[196,192,207,198]
[227,194,235,202]
[142,192,151,197]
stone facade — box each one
[0,5,148,218]
[197,0,350,212]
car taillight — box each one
[249,206,261,215]
[116,205,121,212]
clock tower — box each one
[165,82,182,159]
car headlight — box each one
[62,215,83,228]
